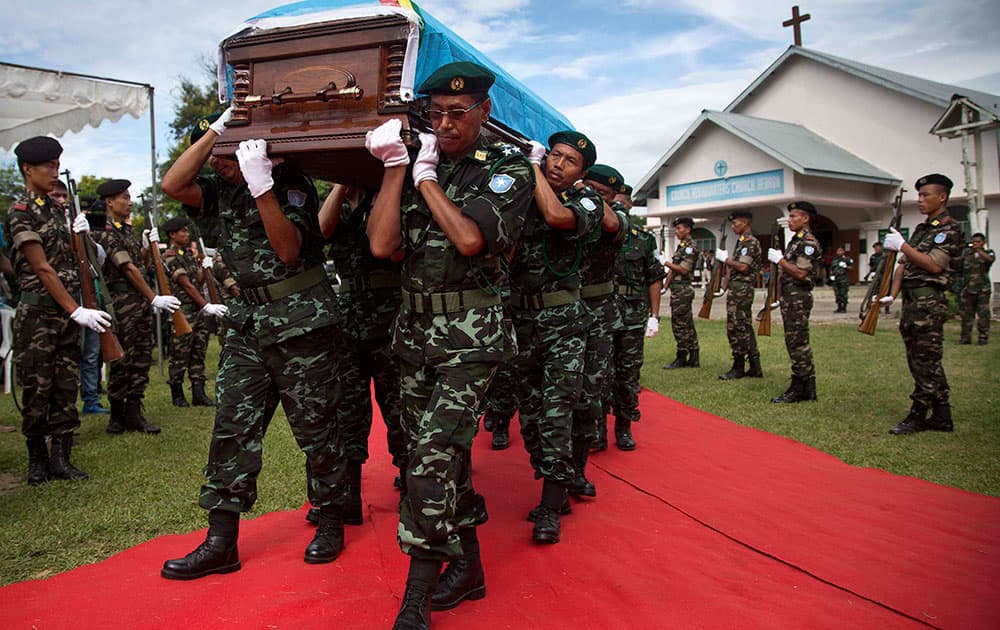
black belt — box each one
[513,288,580,310]
[242,266,328,306]
[400,288,501,314]
[19,291,58,309]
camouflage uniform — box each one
[959,245,994,344]
[668,238,701,354]
[829,254,853,311]
[725,232,762,359]
[395,137,532,560]
[779,229,822,378]
[4,192,81,437]
[481,279,518,434]
[509,185,602,485]
[212,254,239,339]
[186,164,346,515]
[163,245,210,386]
[328,192,406,471]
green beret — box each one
[586,164,624,189]
[619,183,633,196]
[915,173,953,191]
[787,201,816,216]
[161,216,191,233]
[728,210,753,221]
[96,179,131,198]
[672,216,694,228]
[14,136,62,164]
[416,61,495,96]
[189,112,222,145]
[548,130,596,169]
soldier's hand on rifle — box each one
[151,294,181,314]
[645,316,659,338]
[713,288,726,298]
[883,227,904,251]
[365,119,410,168]
[71,306,112,333]
[209,106,234,136]
[767,248,783,264]
[236,139,275,198]
[72,213,90,233]
[142,228,159,249]
[201,303,228,317]
[527,141,546,166]
[412,133,439,188]
[770,300,780,309]
[830,275,836,282]
[715,248,729,264]
[876,295,894,306]
[201,256,214,270]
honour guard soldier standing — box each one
[768,202,822,403]
[365,62,533,629]
[829,245,853,312]
[716,210,763,380]
[882,174,965,434]
[662,216,701,369]
[958,232,994,345]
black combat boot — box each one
[124,397,161,434]
[771,377,802,403]
[526,495,572,522]
[170,382,189,407]
[746,353,763,378]
[48,434,88,481]
[590,416,608,452]
[491,416,510,450]
[162,509,240,580]
[532,480,567,544]
[663,350,687,369]
[26,436,49,486]
[568,438,596,497]
[719,354,745,380]
[431,528,485,611]
[482,412,496,432]
[304,507,344,564]
[927,401,954,432]
[190,381,215,406]
[686,349,700,367]
[614,417,636,451]
[105,398,125,434]
[978,337,988,346]
[889,401,930,435]
[393,558,442,630]
[344,460,364,526]
[801,376,817,401]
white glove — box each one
[94,243,107,267]
[201,303,228,317]
[150,294,181,314]
[645,316,659,337]
[839,261,847,268]
[883,228,904,252]
[527,140,546,166]
[829,275,836,282]
[71,306,112,333]
[209,106,234,136]
[412,133,439,188]
[876,295,894,305]
[713,288,726,298]
[715,248,729,264]
[72,213,90,233]
[235,139,274,198]
[770,301,780,309]
[201,256,214,270]
[766,248,783,264]
[365,119,410,168]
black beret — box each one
[585,164,624,189]
[915,173,953,191]
[189,112,222,145]
[96,179,131,198]
[548,130,597,169]
[619,184,633,196]
[161,216,191,233]
[787,200,816,216]
[728,210,753,221]
[417,61,495,95]
[14,136,63,164]
[672,216,694,228]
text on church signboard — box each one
[666,169,784,206]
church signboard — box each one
[666,169,784,207]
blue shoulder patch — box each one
[489,174,515,194]
[934,232,946,244]
[287,189,307,208]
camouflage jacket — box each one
[829,254,852,282]
[188,163,338,346]
[162,244,202,308]
[94,220,145,291]
[614,225,666,327]
[212,254,238,297]
[901,210,965,289]
[399,135,533,294]
[960,246,995,293]
[4,191,79,299]
[781,229,822,291]
[579,207,628,327]
[669,238,701,286]
[728,232,761,284]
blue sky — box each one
[3,0,999,194]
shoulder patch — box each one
[741,247,748,256]
[934,232,946,244]
[287,189,307,208]
[685,246,693,254]
[13,202,27,211]
[489,173,515,194]
[580,197,597,212]
[804,245,815,256]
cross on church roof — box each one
[783,5,811,46]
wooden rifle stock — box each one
[698,220,728,319]
[858,189,905,336]
[149,243,193,336]
[757,221,784,336]
[196,234,222,305]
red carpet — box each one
[2,389,999,629]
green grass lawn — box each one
[0,319,997,585]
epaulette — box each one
[12,202,27,212]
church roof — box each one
[726,46,1000,115]
[634,111,900,200]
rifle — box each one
[756,220,785,336]
[698,219,728,319]
[63,172,124,362]
[144,207,193,336]
[858,188,905,335]
[192,225,222,305]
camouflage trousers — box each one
[573,297,617,445]
[107,293,153,401]
[960,289,991,341]
[168,307,209,385]
[899,290,949,406]
[13,304,80,437]
[482,359,518,425]
[610,324,645,422]
[779,288,815,378]
[833,281,849,306]
[513,305,587,485]
[669,283,699,352]
[338,332,406,470]
[726,281,759,356]
[199,325,346,514]
[393,306,512,560]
